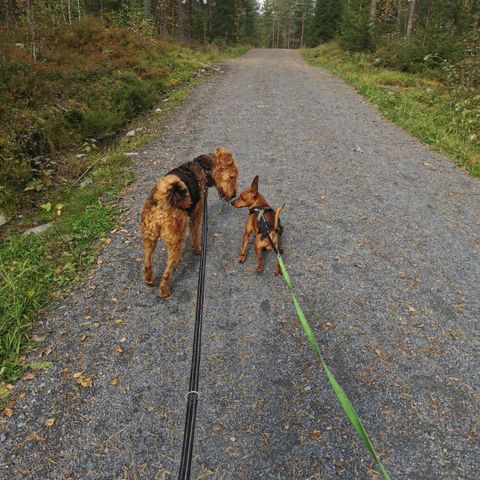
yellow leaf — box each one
[44,418,55,427]
[407,306,416,313]
[73,371,83,378]
[114,319,123,324]
[110,378,119,386]
[78,377,93,388]
[93,323,101,329]
[4,407,13,418]
[114,347,123,353]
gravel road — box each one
[1,49,479,480]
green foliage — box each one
[339,1,374,52]
[303,43,480,177]
[306,0,342,47]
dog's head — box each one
[212,147,239,201]
[231,175,260,208]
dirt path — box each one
[1,49,479,480]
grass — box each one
[0,35,249,389]
[302,43,480,177]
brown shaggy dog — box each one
[141,147,239,298]
[232,175,285,275]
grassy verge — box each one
[0,40,249,392]
[302,43,480,177]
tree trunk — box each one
[177,0,184,40]
[300,13,305,48]
[406,0,417,37]
[369,0,377,29]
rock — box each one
[155,108,162,113]
[125,129,136,137]
[23,223,54,236]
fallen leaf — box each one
[39,347,52,357]
[415,323,425,329]
[78,377,93,388]
[4,407,13,418]
[93,322,101,329]
[73,371,83,378]
[110,377,119,386]
[31,335,45,342]
[374,348,382,357]
[89,285,96,290]
[114,347,123,353]
[124,385,131,392]
[26,361,52,371]
[325,322,336,330]
[310,429,322,439]
[114,319,123,324]
[147,405,155,412]
[119,337,127,343]
[407,306,417,313]
[22,372,36,381]
[80,334,88,342]
[26,432,44,442]
[44,418,55,427]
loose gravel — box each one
[1,49,479,480]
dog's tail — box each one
[154,175,191,210]
[274,203,285,232]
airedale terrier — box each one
[232,175,285,275]
[141,147,239,298]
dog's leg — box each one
[275,235,283,276]
[238,227,252,263]
[189,199,203,255]
[254,240,263,273]
[143,237,158,285]
[159,218,187,298]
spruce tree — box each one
[306,0,342,47]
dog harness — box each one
[250,207,284,240]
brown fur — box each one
[232,175,285,275]
[141,147,239,298]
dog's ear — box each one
[251,175,259,193]
[216,147,234,167]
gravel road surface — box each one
[1,49,479,480]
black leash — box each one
[178,189,208,480]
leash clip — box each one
[185,390,200,400]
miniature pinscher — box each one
[231,175,284,275]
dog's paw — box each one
[238,255,246,263]
[145,279,155,286]
[192,245,201,255]
[255,267,262,273]
[159,283,172,299]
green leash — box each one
[256,210,392,479]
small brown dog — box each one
[141,147,239,298]
[232,175,284,275]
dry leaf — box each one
[22,372,36,381]
[114,319,123,324]
[325,322,336,330]
[44,418,55,427]
[124,385,131,392]
[73,371,83,378]
[78,377,93,388]
[310,429,322,439]
[114,347,123,353]
[4,407,13,418]
[80,334,88,342]
[31,335,45,342]
[374,348,382,357]
[147,405,155,412]
[407,306,417,313]
[26,432,44,442]
[119,337,127,343]
[93,322,101,329]
[110,378,119,386]
[84,315,92,320]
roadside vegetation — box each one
[0,3,250,388]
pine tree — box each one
[306,0,342,47]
